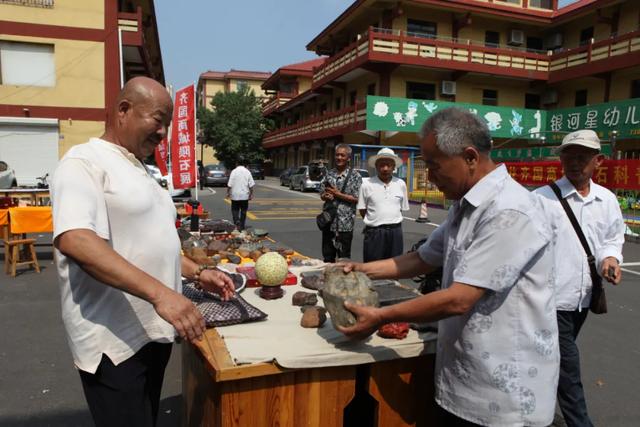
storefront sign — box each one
[504,159,640,190]
[492,144,612,160]
[170,85,196,189]
[365,96,640,142]
[366,96,544,139]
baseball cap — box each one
[555,129,601,154]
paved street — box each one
[1,177,639,426]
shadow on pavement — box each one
[0,395,182,427]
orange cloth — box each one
[0,209,8,226]
[8,207,53,234]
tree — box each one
[197,86,272,167]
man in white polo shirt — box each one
[51,77,234,427]
[357,147,409,262]
[226,157,255,231]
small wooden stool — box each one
[4,238,40,277]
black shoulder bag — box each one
[316,168,352,231]
[549,182,607,314]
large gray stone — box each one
[320,265,379,329]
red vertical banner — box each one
[154,137,169,176]
[170,85,196,189]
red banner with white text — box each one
[154,137,169,176]
[504,160,640,190]
[170,85,196,189]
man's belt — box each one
[364,222,402,231]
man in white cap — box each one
[357,147,409,262]
[535,129,624,427]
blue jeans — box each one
[557,309,593,427]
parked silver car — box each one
[289,165,322,192]
[0,160,17,189]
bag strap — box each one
[548,182,601,281]
[340,167,353,193]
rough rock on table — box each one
[320,265,379,329]
[291,291,318,307]
[300,306,327,328]
[301,271,324,291]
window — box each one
[574,89,588,107]
[334,97,342,110]
[631,80,640,98]
[367,83,376,96]
[236,80,248,91]
[525,93,541,109]
[526,37,544,53]
[482,89,498,106]
[485,31,500,48]
[0,41,55,87]
[407,19,437,39]
[529,0,552,9]
[349,91,357,106]
[0,0,54,7]
[579,27,593,46]
[406,82,435,100]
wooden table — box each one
[182,326,440,427]
[0,189,50,206]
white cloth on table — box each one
[218,265,436,369]
[51,138,180,374]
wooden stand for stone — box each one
[259,284,284,299]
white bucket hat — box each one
[368,147,403,169]
[555,129,601,154]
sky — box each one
[155,0,353,89]
[155,0,581,90]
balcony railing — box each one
[263,102,366,147]
[262,92,296,116]
[549,29,640,74]
[0,0,53,7]
[118,7,143,46]
[312,27,550,86]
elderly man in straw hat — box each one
[357,147,409,262]
[535,129,624,427]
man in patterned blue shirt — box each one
[338,108,559,426]
[319,144,362,262]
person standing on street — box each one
[357,147,409,262]
[339,108,559,426]
[535,129,624,427]
[319,144,362,262]
[227,157,255,231]
[51,77,235,427]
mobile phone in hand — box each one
[608,266,617,280]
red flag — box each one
[154,137,169,176]
[170,84,196,189]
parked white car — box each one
[0,161,17,189]
[144,164,189,198]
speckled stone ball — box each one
[255,252,288,286]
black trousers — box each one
[79,342,172,427]
[231,200,249,230]
[557,309,593,427]
[321,230,353,262]
[439,407,483,427]
[363,224,403,262]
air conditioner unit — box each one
[545,32,563,50]
[508,29,525,46]
[441,80,456,96]
[541,89,558,105]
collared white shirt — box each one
[51,138,180,373]
[418,165,559,427]
[357,175,409,226]
[227,166,255,201]
[535,176,624,311]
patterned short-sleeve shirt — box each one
[320,167,362,232]
[418,165,559,427]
